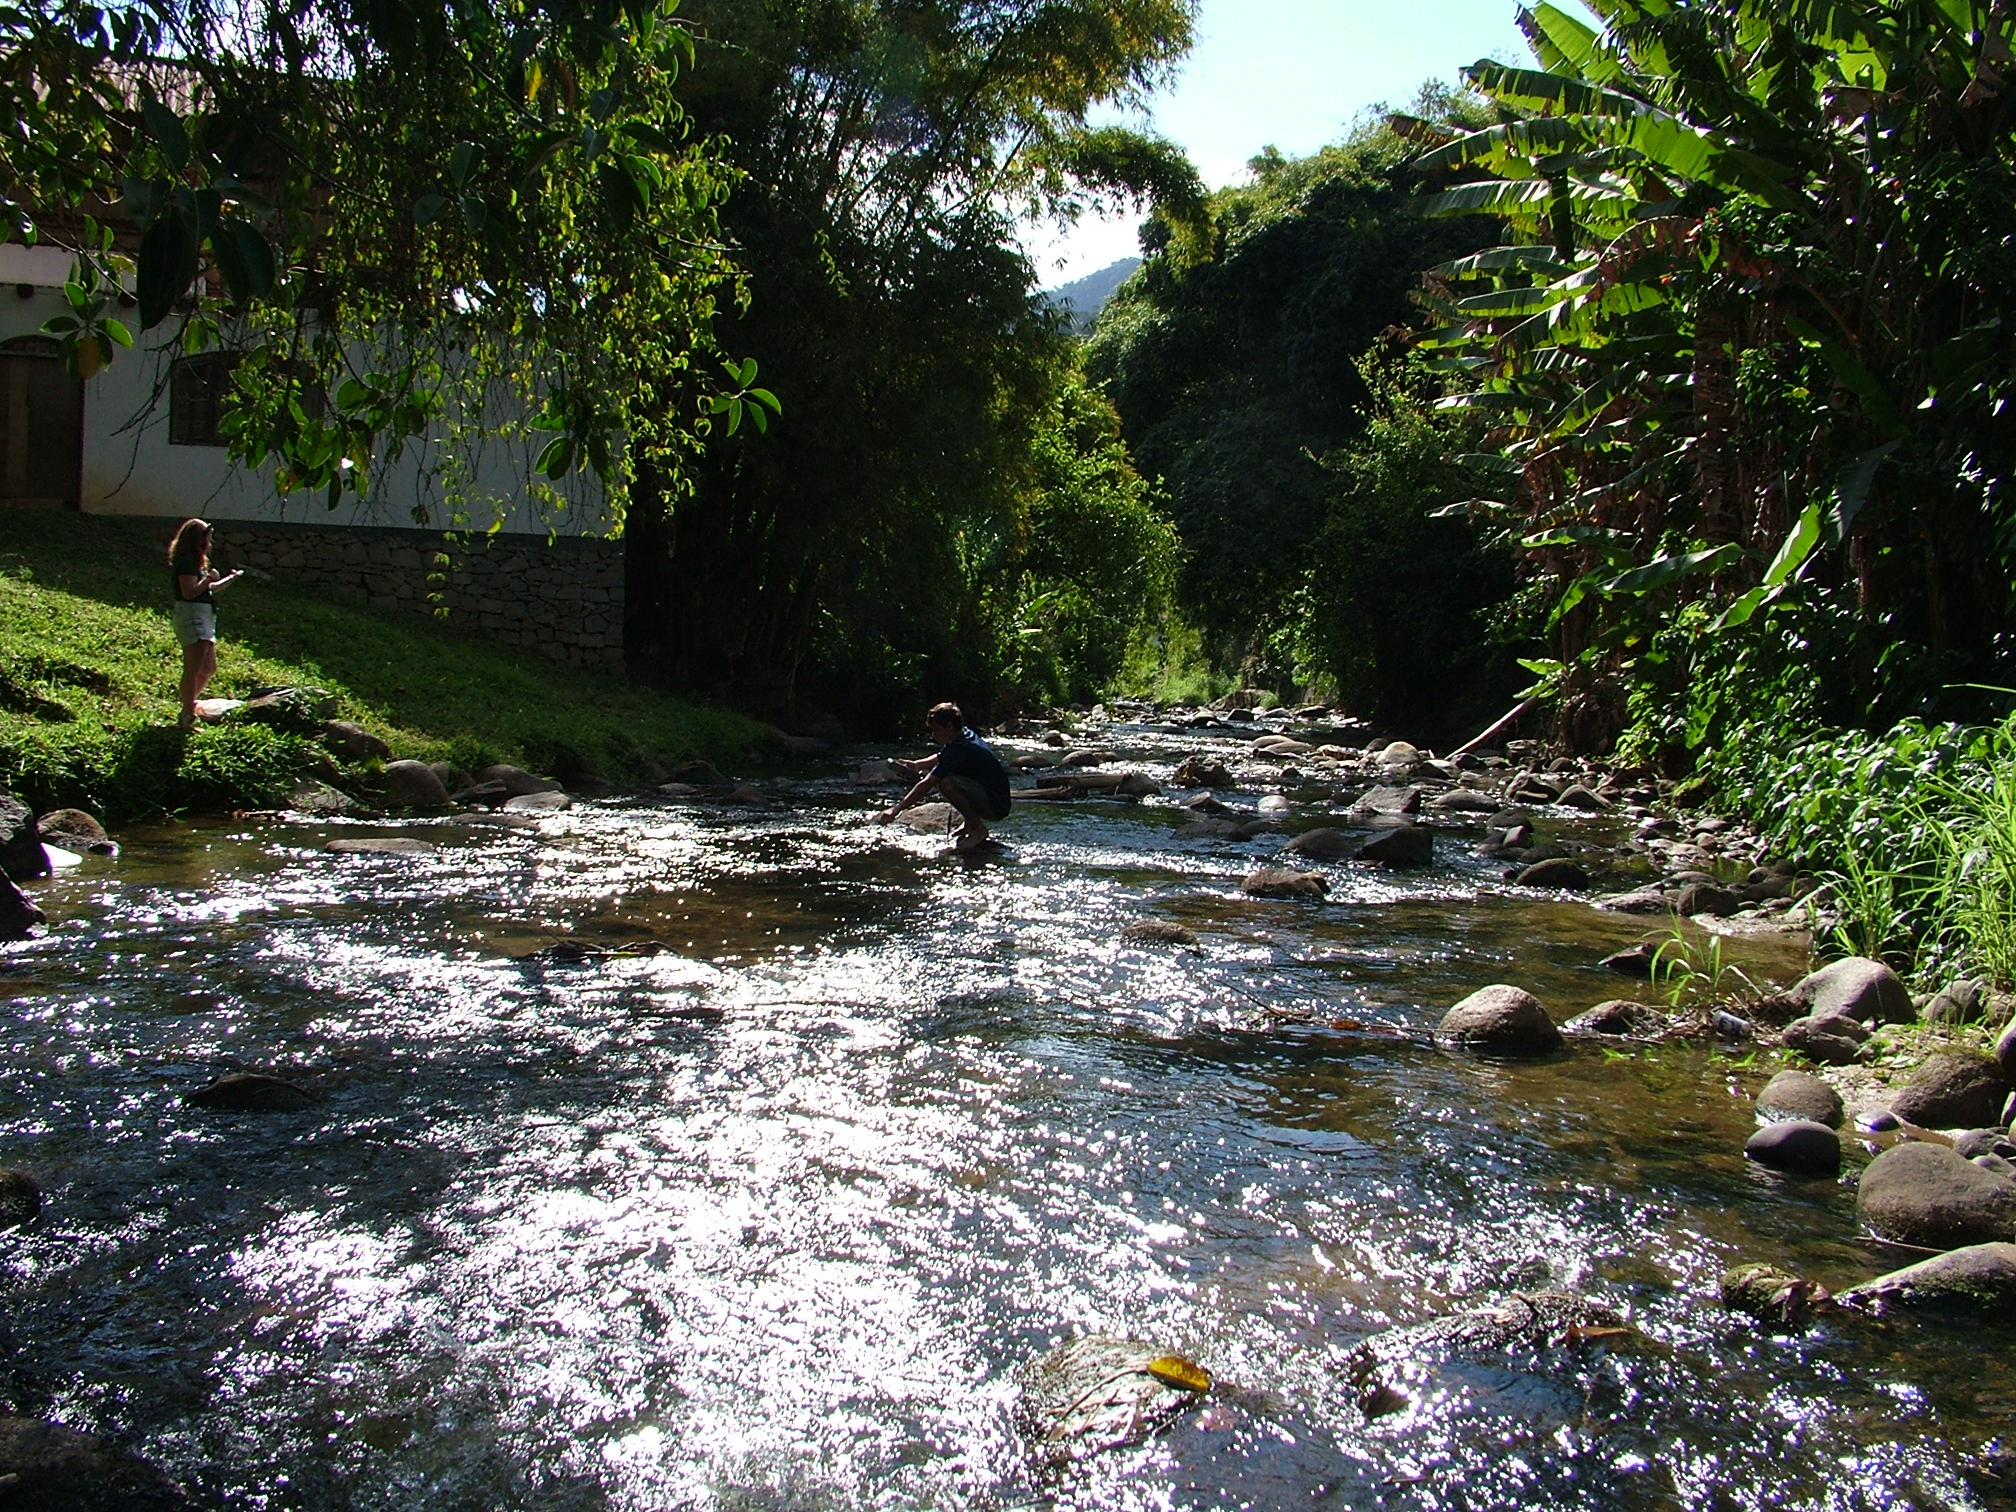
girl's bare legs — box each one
[179,640,216,726]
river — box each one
[1,712,2006,1510]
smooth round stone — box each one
[1439,985,1562,1054]
[1744,1120,1841,1175]
[1757,1070,1844,1128]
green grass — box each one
[0,508,769,819]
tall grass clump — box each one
[1718,710,2016,987]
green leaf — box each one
[137,211,198,329]
[1598,543,1740,596]
[141,95,189,172]
[534,436,574,478]
[102,317,132,347]
[414,194,449,225]
[449,141,478,189]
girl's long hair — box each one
[168,518,211,571]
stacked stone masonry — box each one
[157,520,626,674]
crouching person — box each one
[877,702,1012,852]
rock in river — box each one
[1890,1051,2011,1130]
[1756,1070,1843,1128]
[0,1414,194,1511]
[382,759,452,810]
[0,874,44,941]
[1744,1120,1841,1175]
[1439,985,1562,1054]
[1241,866,1328,900]
[1356,820,1433,868]
[1719,1263,1829,1327]
[1343,1290,1630,1418]
[1120,919,1198,947]
[1858,1141,2016,1249]
[1789,955,1914,1025]
[0,1167,41,1227]
[1283,827,1355,861]
[185,1073,321,1113]
[1839,1243,2016,1315]
[1017,1336,1212,1461]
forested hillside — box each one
[1084,98,1518,740]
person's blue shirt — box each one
[934,727,1011,817]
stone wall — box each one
[179,520,626,674]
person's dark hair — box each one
[168,518,212,570]
[926,702,964,729]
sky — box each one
[1025,0,1534,288]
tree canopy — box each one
[5,0,746,517]
[1415,0,2016,757]
[620,0,1206,721]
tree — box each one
[620,0,1206,722]
[1415,0,2016,754]
[3,0,746,520]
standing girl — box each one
[169,518,241,727]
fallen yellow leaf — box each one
[1143,1355,1211,1393]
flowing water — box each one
[1,715,2007,1510]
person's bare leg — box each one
[940,783,991,851]
[179,641,216,726]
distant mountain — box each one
[1043,257,1141,333]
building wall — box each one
[189,518,627,674]
[2,246,627,675]
[0,244,610,536]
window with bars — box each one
[169,352,237,446]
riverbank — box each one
[0,510,769,820]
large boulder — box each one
[184,1073,320,1112]
[1858,1141,2016,1249]
[1357,821,1433,868]
[1756,1070,1843,1128]
[221,685,336,735]
[1172,755,1234,789]
[1283,827,1355,861]
[0,791,48,881]
[1790,956,1914,1025]
[381,759,452,809]
[1017,1337,1211,1462]
[0,875,44,941]
[0,1168,41,1227]
[0,1416,194,1510]
[322,719,390,762]
[1241,866,1328,900]
[1439,985,1562,1054]
[1744,1120,1841,1175]
[1780,1013,1868,1066]
[36,807,111,854]
[1839,1243,2016,1315]
[473,763,562,797]
[1890,1051,2011,1130]
[1120,919,1199,947]
[1516,857,1591,890]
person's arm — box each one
[207,568,243,592]
[176,571,205,602]
[878,763,941,823]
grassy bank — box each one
[0,508,768,820]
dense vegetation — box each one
[1085,102,1520,741]
[0,512,763,821]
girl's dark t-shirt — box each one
[172,552,212,605]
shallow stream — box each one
[2,714,2007,1510]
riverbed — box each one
[1,714,2006,1509]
